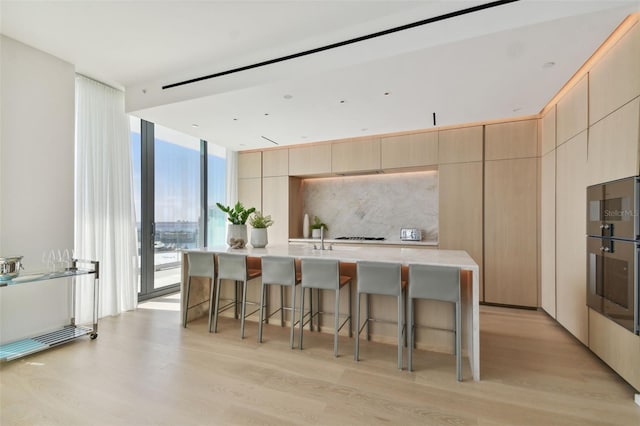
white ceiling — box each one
[2,1,639,151]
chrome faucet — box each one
[313,226,331,250]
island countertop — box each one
[182,244,480,381]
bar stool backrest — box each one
[262,256,296,286]
[356,261,402,296]
[408,264,460,302]
[217,253,247,281]
[301,258,340,290]
[187,252,215,279]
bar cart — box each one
[0,259,99,362]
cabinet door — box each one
[485,120,538,161]
[439,162,483,299]
[238,152,262,179]
[540,150,556,318]
[484,157,538,307]
[263,149,288,177]
[556,131,588,343]
[438,126,482,164]
[541,106,556,155]
[331,138,380,174]
[238,178,261,213]
[381,132,437,169]
[556,75,588,146]
[262,176,289,244]
[289,144,331,176]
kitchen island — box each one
[181,244,480,381]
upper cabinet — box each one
[238,151,262,179]
[263,149,288,177]
[380,132,437,169]
[589,22,640,125]
[485,119,538,160]
[438,126,483,164]
[289,144,331,176]
[541,106,556,156]
[556,75,588,145]
[332,138,381,174]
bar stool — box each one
[354,261,405,369]
[299,258,352,357]
[210,253,262,339]
[407,264,462,381]
[183,252,216,329]
[258,256,301,349]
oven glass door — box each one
[587,237,638,333]
[587,177,638,239]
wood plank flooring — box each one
[1,294,639,425]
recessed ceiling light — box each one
[384,92,391,96]
[191,124,199,128]
[339,100,346,104]
[542,61,556,68]
[283,94,293,100]
[233,118,238,121]
[361,128,368,131]
[512,107,522,112]
[301,136,307,139]
[264,113,269,116]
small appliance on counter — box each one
[400,228,422,241]
[0,256,23,282]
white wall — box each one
[0,36,75,343]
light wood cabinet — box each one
[541,107,556,155]
[485,119,538,161]
[238,152,262,179]
[288,144,331,176]
[438,126,483,164]
[556,75,588,145]
[588,308,640,391]
[332,138,380,174]
[380,131,437,169]
[540,150,556,318]
[438,162,483,299]
[589,22,640,125]
[555,131,588,344]
[262,176,289,244]
[238,177,261,213]
[263,149,288,177]
[587,97,640,185]
[484,157,538,307]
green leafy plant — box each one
[309,215,328,231]
[216,201,256,225]
[249,211,274,228]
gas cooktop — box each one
[335,236,386,241]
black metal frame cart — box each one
[0,259,99,362]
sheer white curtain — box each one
[226,149,238,205]
[75,75,138,322]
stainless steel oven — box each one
[586,176,640,335]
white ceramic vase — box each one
[303,213,310,238]
[250,228,268,248]
[227,224,247,246]
[311,228,321,239]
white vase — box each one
[311,228,321,239]
[227,224,247,246]
[303,213,310,238]
[250,228,268,248]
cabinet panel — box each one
[590,22,640,125]
[484,158,538,307]
[589,308,640,392]
[556,75,588,145]
[238,152,262,179]
[381,131,437,169]
[238,178,262,213]
[263,149,288,177]
[541,107,556,155]
[262,176,289,244]
[556,131,588,344]
[332,138,380,173]
[485,120,538,160]
[587,97,640,186]
[438,126,483,164]
[540,151,556,318]
[288,144,331,176]
[438,162,483,299]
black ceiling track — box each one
[162,0,520,90]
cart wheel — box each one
[90,333,98,340]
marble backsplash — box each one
[302,171,438,242]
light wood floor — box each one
[1,295,639,426]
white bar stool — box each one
[258,256,301,349]
[407,264,462,381]
[299,258,352,357]
[183,252,216,329]
[354,261,405,369]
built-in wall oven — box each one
[586,176,640,334]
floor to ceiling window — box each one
[130,117,226,301]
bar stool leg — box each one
[240,279,248,339]
[280,285,285,327]
[183,276,192,328]
[348,281,353,338]
[299,287,306,350]
[289,284,296,349]
[397,293,403,370]
[365,293,370,341]
[354,291,361,361]
[258,282,266,343]
[407,296,413,371]
[456,300,462,381]
[207,277,215,332]
[334,288,340,357]
[212,277,222,333]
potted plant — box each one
[216,201,256,247]
[309,215,328,239]
[248,211,274,248]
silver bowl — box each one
[0,256,24,281]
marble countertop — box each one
[288,238,438,247]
